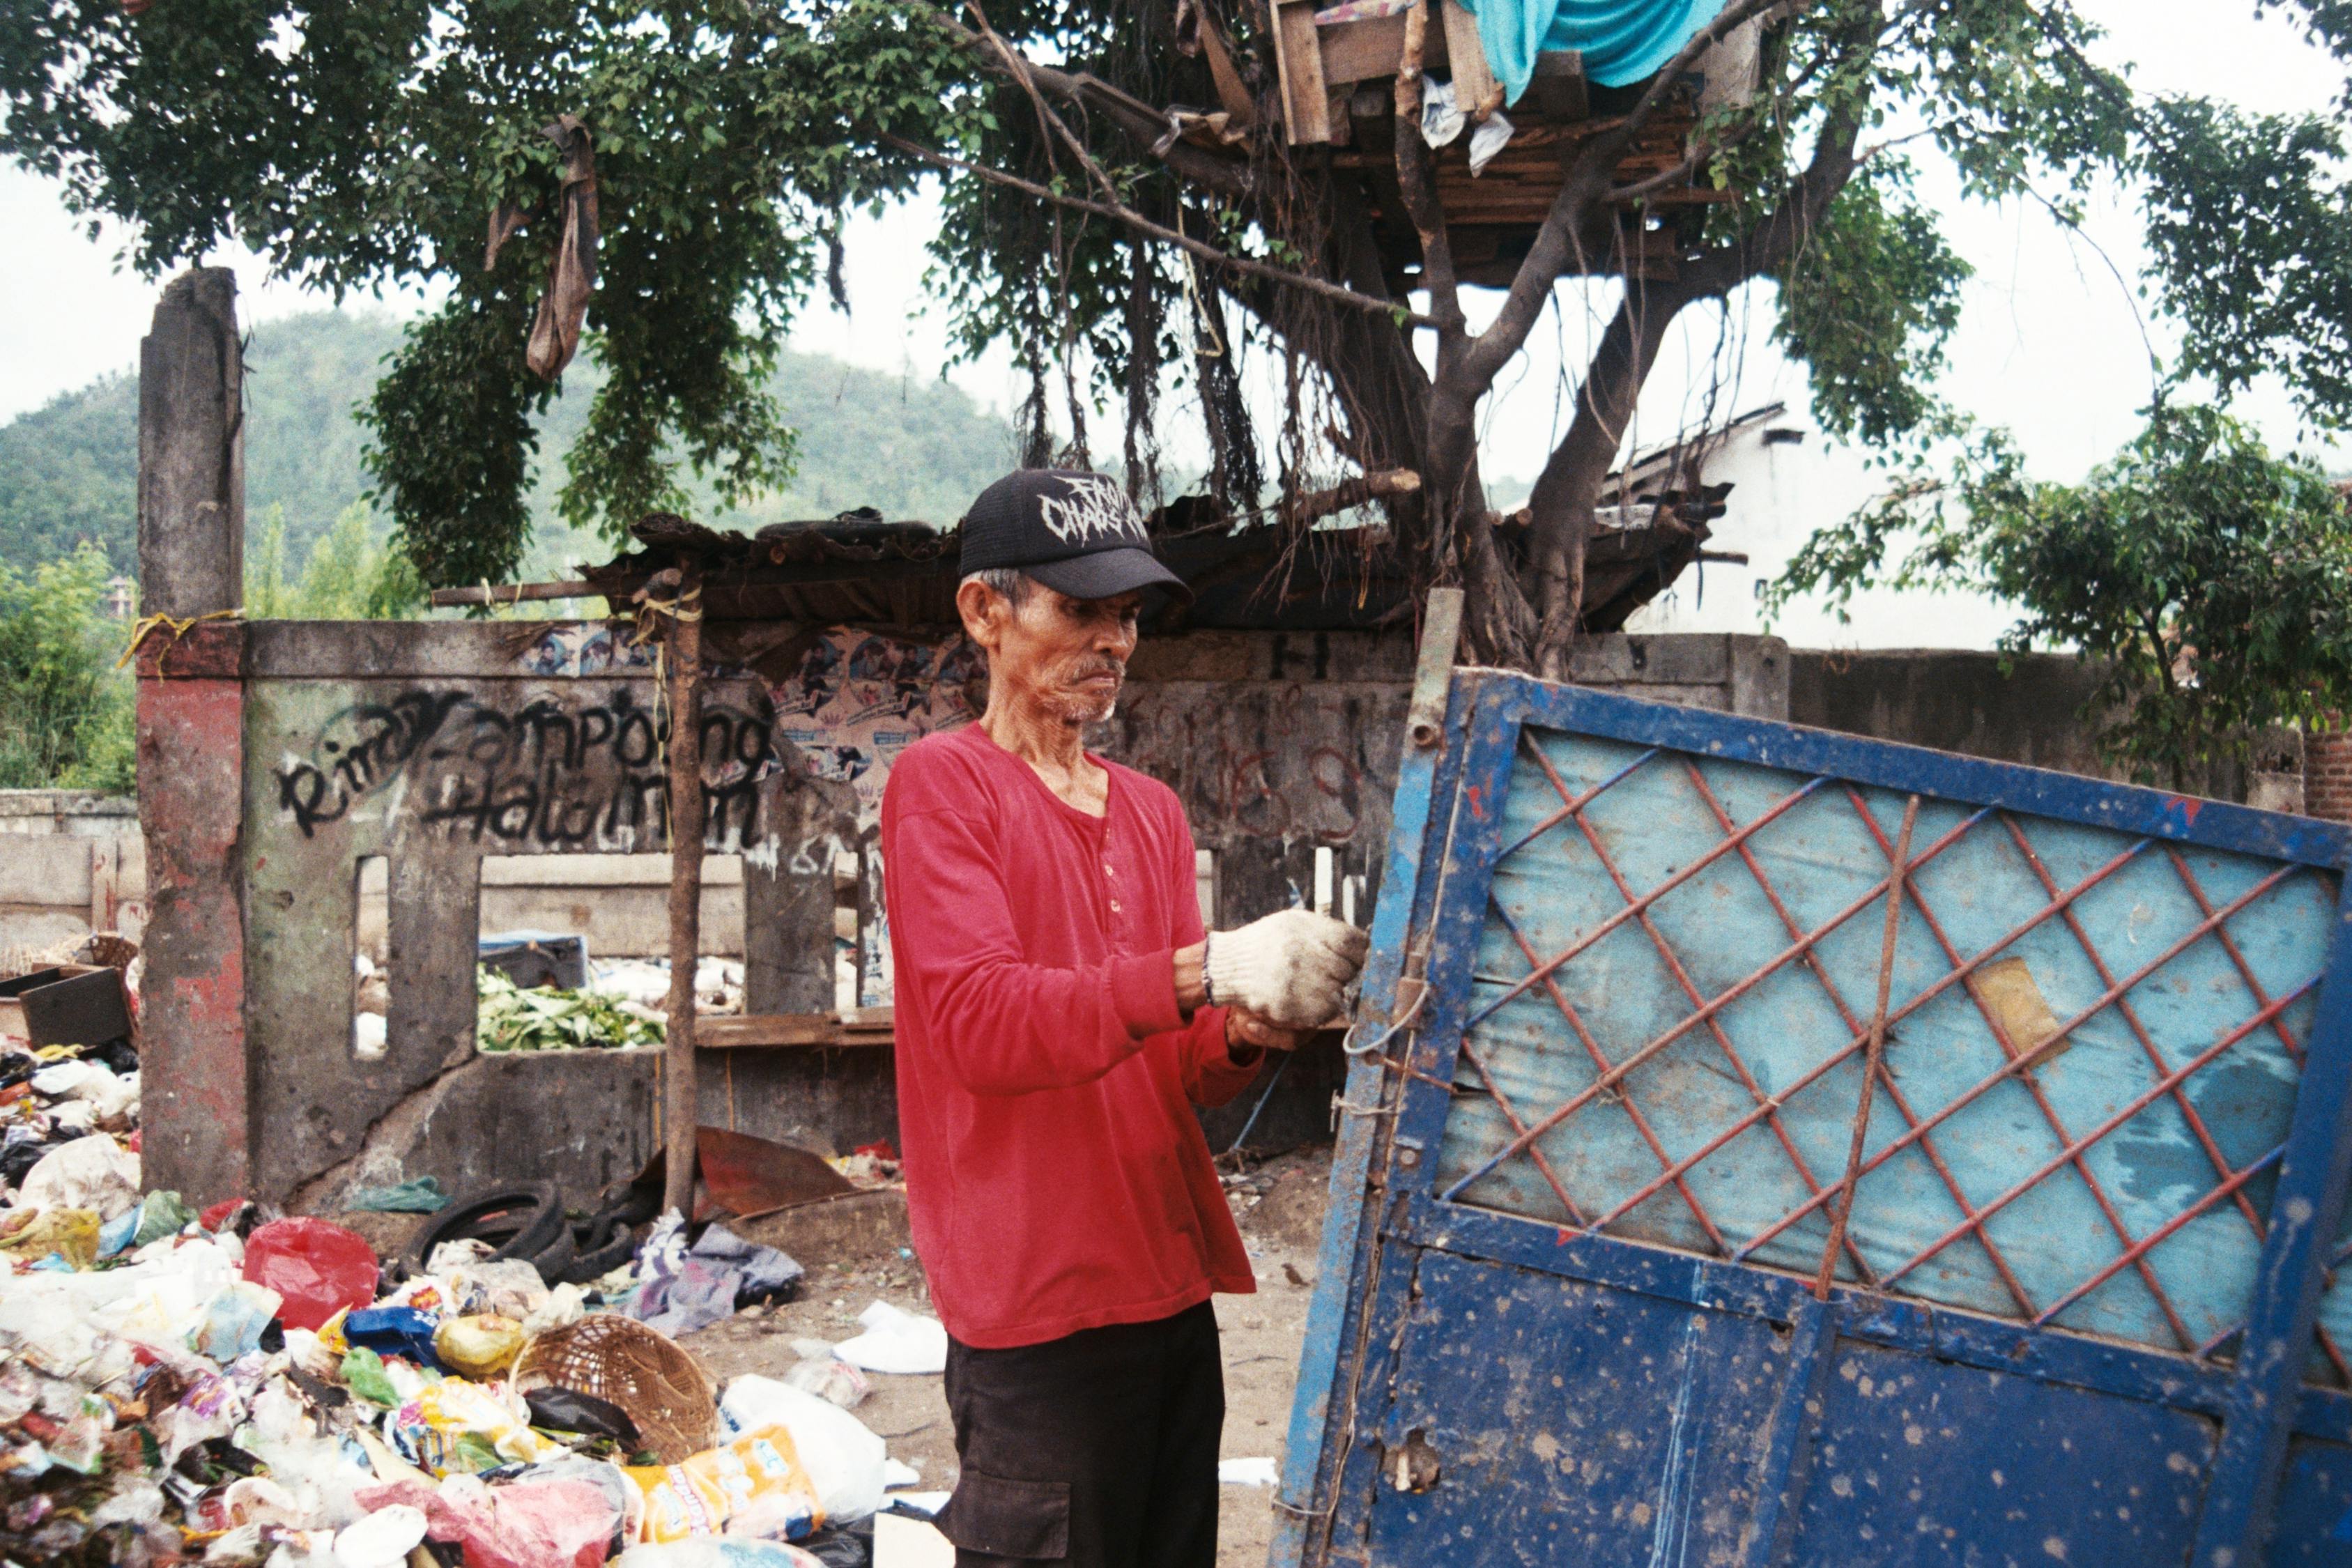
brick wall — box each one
[2306,731,2352,822]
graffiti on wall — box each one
[274,686,781,850]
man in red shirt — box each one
[882,469,1368,1567]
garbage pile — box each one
[0,1038,939,1567]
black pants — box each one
[937,1300,1224,1567]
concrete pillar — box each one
[135,268,252,1205]
[137,269,244,618]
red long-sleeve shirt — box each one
[880,721,1261,1348]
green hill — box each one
[0,309,1017,581]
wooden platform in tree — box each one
[1268,0,1759,289]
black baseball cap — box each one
[959,468,1194,606]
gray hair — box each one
[960,568,1036,606]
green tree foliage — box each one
[246,500,427,620]
[9,0,2351,671]
[0,372,136,577]
[0,544,134,792]
[0,0,967,587]
[0,310,1016,585]
[1770,406,2352,786]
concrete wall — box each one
[1785,648,2262,803]
[0,793,146,961]
[147,617,1788,1208]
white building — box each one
[1619,404,2020,651]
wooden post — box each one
[660,560,707,1219]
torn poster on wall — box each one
[765,628,983,1006]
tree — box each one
[247,500,429,620]
[8,1,2352,670]
[0,544,134,792]
[1769,405,2352,788]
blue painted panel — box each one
[1358,1250,1798,1565]
[2270,1438,2352,1562]
[1784,1337,2218,1564]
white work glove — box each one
[1204,908,1370,1029]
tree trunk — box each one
[1523,281,1694,677]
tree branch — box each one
[1457,0,1804,390]
[922,7,1254,199]
[1617,0,1794,148]
[964,2,1123,210]
[873,132,1437,328]
[1521,278,1695,676]
[1390,1,1466,336]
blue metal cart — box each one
[1276,656,2352,1567]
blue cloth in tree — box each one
[1459,0,1728,98]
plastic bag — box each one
[332,1503,429,1568]
[1420,77,1465,147]
[191,1279,283,1362]
[337,1347,399,1408]
[717,1377,885,1525]
[434,1314,524,1378]
[830,1301,945,1376]
[355,1475,619,1568]
[393,1378,565,1475]
[780,1355,867,1411]
[621,1425,822,1544]
[0,1206,100,1268]
[1467,109,1515,176]
[344,1176,451,1213]
[615,1542,827,1567]
[241,1218,379,1331]
[18,1135,139,1220]
[345,1306,443,1366]
[524,1386,642,1447]
[132,1188,199,1246]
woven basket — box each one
[513,1314,718,1463]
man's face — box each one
[966,584,1144,724]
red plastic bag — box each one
[241,1217,379,1330]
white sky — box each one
[3,1,2344,516]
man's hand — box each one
[1225,1008,1306,1063]
[1204,908,1369,1029]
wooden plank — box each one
[1316,12,1406,88]
[1523,48,1588,121]
[480,853,745,887]
[1197,16,1258,127]
[429,580,605,608]
[1440,0,1497,116]
[1273,1,1332,144]
[698,1010,895,1050]
[660,562,707,1217]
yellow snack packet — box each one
[621,1424,822,1544]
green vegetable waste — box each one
[475,967,663,1054]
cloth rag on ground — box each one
[1460,0,1730,95]
[346,1176,453,1213]
[626,1216,804,1336]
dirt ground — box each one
[339,1144,1333,1563]
[677,1144,1333,1565]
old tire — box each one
[403,1182,567,1275]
